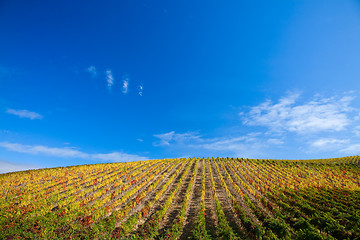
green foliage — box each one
[295,229,326,240]
[263,218,291,239]
[191,204,211,240]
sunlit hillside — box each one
[1,157,360,239]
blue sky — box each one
[1,0,360,173]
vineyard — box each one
[1,156,360,240]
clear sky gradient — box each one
[1,0,360,173]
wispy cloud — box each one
[0,159,38,174]
[0,65,10,78]
[86,65,97,78]
[353,126,360,136]
[138,84,143,96]
[106,70,114,90]
[340,143,360,155]
[154,131,201,146]
[243,92,356,134]
[6,109,43,120]
[0,142,89,158]
[311,138,349,148]
[267,138,284,145]
[0,142,148,162]
[0,64,20,79]
[92,152,145,162]
[195,135,256,152]
[0,129,11,135]
[153,130,276,158]
[122,74,129,94]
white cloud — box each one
[0,142,148,162]
[0,159,38,174]
[86,66,97,78]
[122,74,129,94]
[243,93,356,134]
[6,109,43,120]
[154,131,201,146]
[106,70,114,90]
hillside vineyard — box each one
[1,157,360,239]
